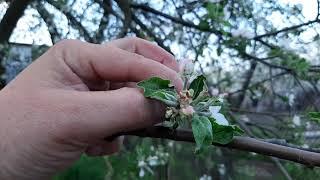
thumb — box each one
[62,87,166,141]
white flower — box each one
[138,160,146,167]
[240,115,250,122]
[231,26,254,39]
[209,87,219,96]
[199,174,212,180]
[293,115,301,126]
[147,156,159,166]
[288,93,295,107]
[223,5,231,19]
[178,58,194,75]
[279,37,293,50]
[218,164,226,175]
[306,122,312,129]
[209,106,229,125]
[302,144,309,148]
[218,93,227,103]
[139,169,145,177]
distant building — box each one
[2,43,47,83]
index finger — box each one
[52,40,183,91]
[107,37,179,72]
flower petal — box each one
[139,169,145,177]
[212,113,229,125]
[209,106,221,114]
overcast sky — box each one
[0,0,318,46]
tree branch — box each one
[130,3,222,36]
[131,13,173,54]
[253,19,320,40]
[234,61,257,108]
[34,2,61,44]
[0,0,33,43]
[115,0,132,38]
[47,0,94,42]
[229,71,288,95]
[92,0,111,43]
[106,125,320,167]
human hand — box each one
[0,37,182,179]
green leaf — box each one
[149,90,178,106]
[209,118,243,144]
[233,125,245,135]
[191,115,213,153]
[53,154,107,180]
[205,2,224,20]
[189,75,206,100]
[308,112,320,123]
[138,77,178,107]
[199,20,210,31]
[137,77,173,96]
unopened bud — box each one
[181,105,195,116]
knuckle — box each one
[127,36,140,43]
[134,53,146,62]
[54,39,79,50]
[51,39,82,60]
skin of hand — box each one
[0,37,183,179]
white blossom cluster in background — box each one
[231,25,255,39]
[287,92,295,107]
[292,115,301,126]
[199,174,212,180]
[137,146,169,178]
[208,0,222,3]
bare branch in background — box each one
[253,19,320,40]
[115,0,132,38]
[130,3,222,36]
[47,0,94,43]
[93,0,111,43]
[0,0,33,43]
[132,13,172,54]
[34,2,62,44]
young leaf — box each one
[212,124,234,144]
[138,77,178,107]
[209,119,243,144]
[137,77,173,96]
[191,115,213,153]
[149,90,178,107]
[189,75,206,100]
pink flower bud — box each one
[181,105,195,116]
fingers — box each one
[53,39,182,91]
[107,37,179,72]
[85,137,123,156]
[109,82,137,90]
[63,87,166,140]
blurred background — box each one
[1,0,320,179]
